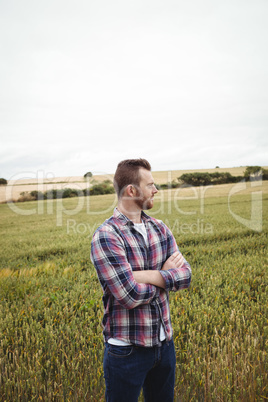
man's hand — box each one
[132,251,185,289]
[162,251,184,271]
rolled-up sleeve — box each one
[90,228,159,309]
[159,259,192,291]
[158,225,192,292]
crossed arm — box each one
[91,228,191,309]
[133,251,185,289]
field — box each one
[3,166,267,204]
[0,178,267,401]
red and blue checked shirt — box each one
[90,208,192,347]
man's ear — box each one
[126,184,135,197]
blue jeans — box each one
[103,339,176,402]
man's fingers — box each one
[162,252,184,271]
[172,252,182,260]
[171,251,179,260]
[173,252,184,266]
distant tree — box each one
[89,182,115,196]
[0,178,7,185]
[178,172,212,186]
[263,169,268,180]
[210,172,233,184]
[244,166,263,181]
[30,190,44,200]
[84,172,93,179]
[178,172,243,186]
[62,188,83,198]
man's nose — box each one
[153,185,158,194]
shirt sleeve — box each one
[90,227,159,309]
[159,225,192,292]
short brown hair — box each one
[113,158,151,197]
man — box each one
[90,159,191,402]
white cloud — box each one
[0,0,267,179]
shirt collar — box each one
[113,207,152,226]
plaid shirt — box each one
[90,208,192,347]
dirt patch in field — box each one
[1,167,267,203]
[0,173,114,203]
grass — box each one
[0,182,267,401]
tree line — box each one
[18,181,115,202]
[1,166,267,202]
[160,166,268,189]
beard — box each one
[134,195,154,210]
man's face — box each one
[134,168,158,210]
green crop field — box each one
[0,182,267,401]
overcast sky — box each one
[1,0,267,180]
